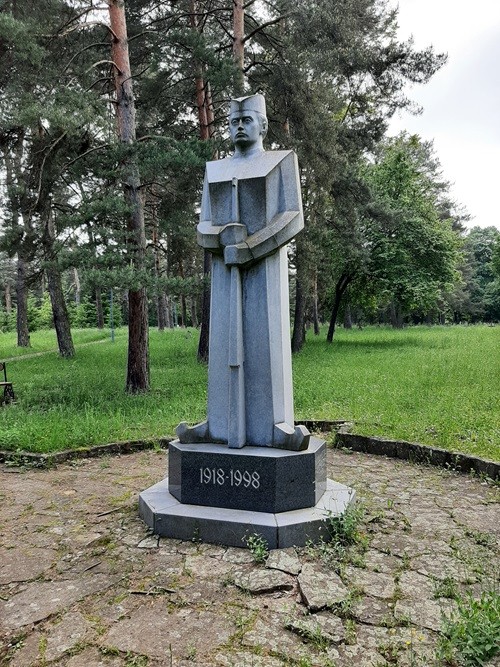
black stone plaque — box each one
[168,437,327,513]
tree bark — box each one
[189,1,215,361]
[312,272,320,335]
[109,0,149,392]
[4,282,12,314]
[73,267,81,305]
[157,293,167,331]
[389,301,404,329]
[344,304,352,329]
[46,268,75,357]
[233,0,245,95]
[16,254,30,347]
[197,251,211,361]
[95,286,105,329]
[291,275,306,353]
[180,294,187,327]
[326,273,352,343]
[190,297,198,328]
[43,211,75,358]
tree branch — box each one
[243,13,288,43]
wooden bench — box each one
[0,362,15,404]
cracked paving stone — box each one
[355,624,436,655]
[242,617,324,667]
[362,549,400,574]
[0,574,118,631]
[214,651,284,666]
[398,570,435,599]
[370,533,451,557]
[453,505,500,536]
[137,535,160,548]
[411,553,476,583]
[266,548,302,575]
[352,595,395,625]
[298,563,349,611]
[101,601,233,661]
[184,554,236,578]
[344,566,395,599]
[9,611,93,667]
[333,644,388,667]
[222,547,255,564]
[286,611,345,644]
[233,567,294,594]
[0,547,58,585]
[394,597,457,632]
[65,647,123,667]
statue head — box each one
[229,94,268,156]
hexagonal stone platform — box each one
[139,477,355,549]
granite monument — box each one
[139,94,355,548]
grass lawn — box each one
[0,328,109,357]
[0,324,498,461]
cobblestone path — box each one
[1,447,498,666]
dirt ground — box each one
[0,446,498,666]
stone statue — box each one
[177,94,310,451]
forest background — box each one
[1,0,499,396]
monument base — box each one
[168,438,327,513]
[139,478,356,549]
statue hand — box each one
[224,243,252,267]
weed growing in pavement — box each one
[325,501,365,547]
[305,500,367,569]
[242,533,269,564]
[344,618,357,645]
[124,654,148,667]
[464,528,496,548]
[437,589,500,666]
[433,575,460,600]
[286,619,331,652]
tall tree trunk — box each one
[4,138,30,347]
[5,282,12,314]
[109,0,149,393]
[43,210,75,358]
[291,275,306,353]
[389,301,404,329]
[190,2,215,361]
[312,271,320,335]
[16,254,30,347]
[46,270,74,356]
[73,267,81,305]
[164,295,172,329]
[326,273,352,343]
[180,295,187,327]
[190,297,198,328]
[344,304,352,329]
[233,0,245,95]
[95,286,104,329]
[157,293,168,330]
[197,251,211,361]
[151,209,168,331]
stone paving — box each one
[0,446,498,666]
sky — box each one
[388,0,500,230]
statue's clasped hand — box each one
[220,223,252,267]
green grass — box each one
[0,328,109,358]
[294,325,499,461]
[0,327,206,453]
[0,324,498,461]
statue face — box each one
[229,110,266,149]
